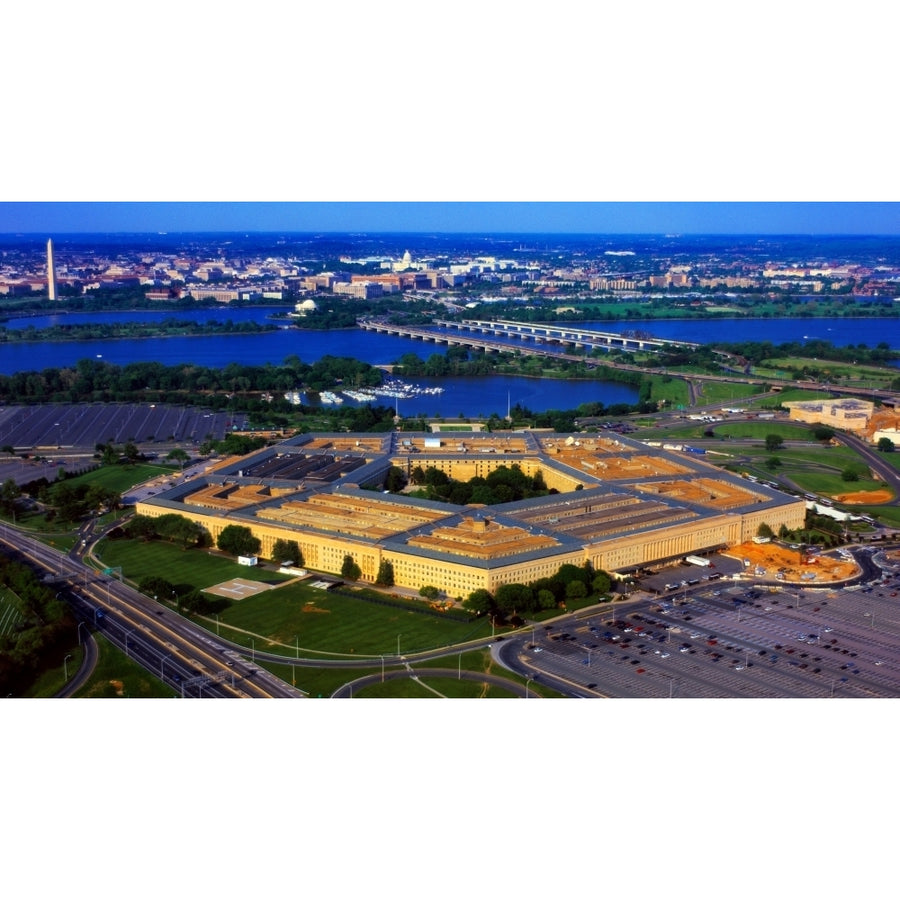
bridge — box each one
[358,319,593,361]
[434,318,700,352]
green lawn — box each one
[62,462,177,495]
[206,581,494,657]
[74,635,177,698]
[695,381,763,403]
[94,538,295,592]
[713,422,820,441]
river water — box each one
[1,308,897,416]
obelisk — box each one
[47,238,57,300]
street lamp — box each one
[295,635,299,659]
[161,654,170,680]
[63,654,72,681]
[397,633,402,657]
[865,612,875,629]
[77,621,88,646]
[525,677,534,698]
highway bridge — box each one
[434,318,700,352]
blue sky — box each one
[1,202,899,234]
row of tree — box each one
[461,562,612,623]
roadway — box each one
[1,524,304,698]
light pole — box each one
[63,654,72,681]
[77,621,88,646]
[381,654,385,683]
[161,654,170,680]
[215,614,220,636]
[458,652,462,680]
[251,638,256,661]
[397,633,402,657]
[525,676,533,698]
[295,635,299,659]
[865,612,875,629]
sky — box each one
[2,201,900,234]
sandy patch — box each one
[723,541,858,583]
[832,489,893,504]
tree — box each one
[272,538,303,566]
[375,560,395,587]
[166,448,191,470]
[419,585,440,600]
[384,465,406,493]
[841,467,860,482]
[0,478,20,515]
[216,524,261,557]
[341,553,361,581]
[462,588,494,616]
[765,434,784,452]
[877,437,895,453]
[757,522,775,539]
[565,580,587,600]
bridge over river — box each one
[358,318,900,407]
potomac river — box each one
[1,308,897,417]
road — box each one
[1,524,304,698]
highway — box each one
[1,524,304,698]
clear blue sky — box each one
[1,202,899,234]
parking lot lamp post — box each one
[865,612,875,629]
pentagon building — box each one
[135,431,806,597]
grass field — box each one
[94,538,295,592]
[694,381,762,403]
[713,422,821,441]
[205,581,493,657]
[74,635,176,698]
[62,462,178,495]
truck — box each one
[685,555,711,567]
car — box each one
[660,652,670,659]
[734,665,745,671]
[533,647,543,653]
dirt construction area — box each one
[722,541,859,584]
[832,489,894,504]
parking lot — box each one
[501,547,900,698]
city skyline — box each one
[1,202,900,236]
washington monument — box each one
[46,238,57,300]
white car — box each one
[533,647,543,653]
